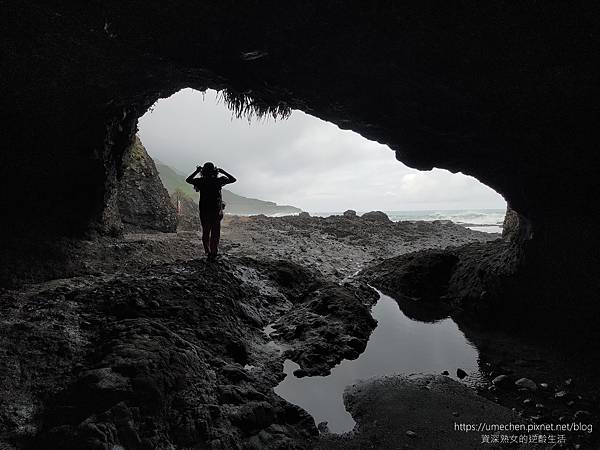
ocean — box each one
[310,209,506,234]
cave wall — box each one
[1,2,599,309]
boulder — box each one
[118,136,177,232]
[298,212,311,218]
[361,211,390,222]
[343,209,357,218]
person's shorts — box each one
[199,209,223,227]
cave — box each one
[2,2,599,448]
[3,2,598,329]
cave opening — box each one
[133,87,507,234]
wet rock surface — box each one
[3,214,598,448]
[0,215,497,449]
[222,214,497,281]
[272,283,378,377]
[1,257,321,449]
[317,374,523,450]
[360,237,600,448]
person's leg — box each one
[209,216,221,257]
[199,212,210,255]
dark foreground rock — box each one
[360,236,600,448]
[0,257,328,449]
[271,283,378,377]
[0,245,389,449]
[317,374,523,450]
[360,238,520,327]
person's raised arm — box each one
[217,167,236,184]
[186,165,202,184]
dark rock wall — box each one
[1,3,599,321]
[118,136,177,232]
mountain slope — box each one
[155,161,302,216]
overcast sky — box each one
[138,88,505,212]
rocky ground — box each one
[4,213,596,449]
[359,241,600,449]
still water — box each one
[274,291,481,433]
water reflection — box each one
[274,291,481,433]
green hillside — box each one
[155,161,302,216]
[155,161,199,200]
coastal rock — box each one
[361,211,390,222]
[274,283,378,376]
[325,374,521,449]
[0,256,322,449]
[360,249,458,303]
[117,136,177,232]
[298,212,311,218]
[343,209,357,218]
[360,238,521,326]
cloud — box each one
[138,88,506,212]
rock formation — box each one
[361,211,390,222]
[1,4,598,345]
[117,136,177,232]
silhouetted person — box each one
[186,162,236,260]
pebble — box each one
[317,421,330,433]
[456,368,467,379]
[492,374,511,388]
[574,410,591,420]
[515,377,537,391]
